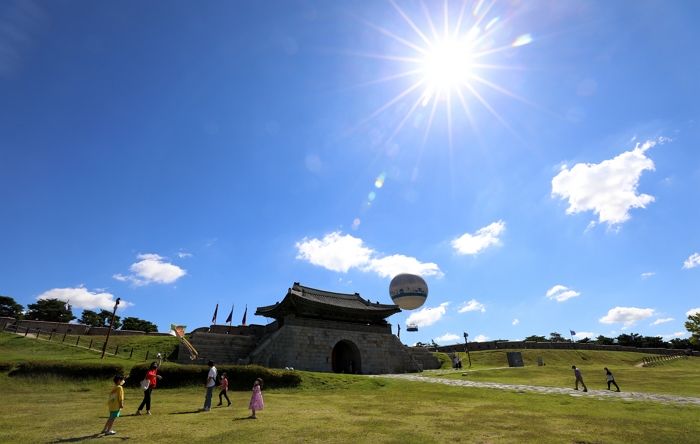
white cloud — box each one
[573,331,596,339]
[114,253,186,286]
[458,299,486,313]
[296,231,442,278]
[177,251,192,259]
[512,318,519,326]
[599,306,655,327]
[641,272,655,279]
[551,138,667,225]
[37,287,132,311]
[435,333,461,344]
[686,307,700,317]
[406,302,449,328]
[366,254,442,278]
[683,253,700,269]
[452,220,506,255]
[473,334,489,342]
[662,332,689,341]
[545,284,580,302]
[651,317,674,326]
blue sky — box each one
[1,0,698,345]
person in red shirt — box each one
[217,372,231,407]
[136,361,162,415]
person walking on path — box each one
[572,365,588,392]
[248,378,264,419]
[102,374,125,436]
[217,372,231,407]
[137,361,162,415]
[203,360,217,411]
[605,367,621,392]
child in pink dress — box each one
[248,378,264,419]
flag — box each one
[570,330,576,336]
[241,305,247,326]
[225,305,233,324]
[212,303,219,324]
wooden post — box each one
[24,327,29,337]
[89,339,93,349]
[101,298,121,359]
[76,336,80,346]
[145,350,150,361]
[115,345,119,355]
[49,332,54,341]
[129,347,134,359]
[62,332,67,342]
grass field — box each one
[1,332,699,443]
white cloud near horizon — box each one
[473,334,489,342]
[176,251,192,259]
[406,302,449,328]
[662,332,689,341]
[512,318,519,326]
[295,232,443,278]
[651,317,674,326]
[113,253,186,286]
[551,138,667,226]
[458,299,486,313]
[686,307,700,317]
[435,333,461,344]
[641,272,655,279]
[545,284,580,302]
[37,287,132,311]
[452,220,506,255]
[683,253,700,269]
[599,306,655,327]
[573,331,596,339]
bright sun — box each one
[358,1,534,144]
[421,37,475,102]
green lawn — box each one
[2,332,699,443]
[0,372,698,444]
[430,349,700,397]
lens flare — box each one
[374,172,386,188]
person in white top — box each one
[604,367,620,392]
[203,360,217,411]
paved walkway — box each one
[374,373,700,406]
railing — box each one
[2,323,167,362]
[641,353,688,367]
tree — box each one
[595,335,615,345]
[524,335,547,342]
[549,332,568,342]
[685,313,700,345]
[0,295,23,319]
[79,310,102,327]
[640,336,666,348]
[576,337,591,343]
[121,317,158,333]
[98,309,122,330]
[616,333,642,347]
[25,299,75,322]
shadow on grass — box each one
[233,416,257,421]
[170,409,204,415]
[50,433,130,442]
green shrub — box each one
[127,363,301,390]
[8,361,125,379]
[0,361,15,372]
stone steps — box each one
[177,332,259,364]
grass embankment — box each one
[0,331,179,367]
[432,349,700,397]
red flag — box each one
[225,305,233,324]
[241,305,247,326]
[211,303,219,324]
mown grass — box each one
[431,349,700,397]
[0,372,698,444]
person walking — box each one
[572,365,588,392]
[137,361,162,415]
[217,372,231,407]
[604,367,621,392]
[102,374,125,436]
[203,360,217,411]
[248,378,264,419]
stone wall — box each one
[437,341,700,357]
[0,318,164,336]
[249,316,419,374]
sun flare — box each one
[358,0,534,144]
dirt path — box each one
[375,373,700,406]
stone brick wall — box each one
[249,317,419,374]
[437,341,700,357]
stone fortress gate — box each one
[181,283,439,374]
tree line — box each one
[523,329,699,351]
[0,295,158,333]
